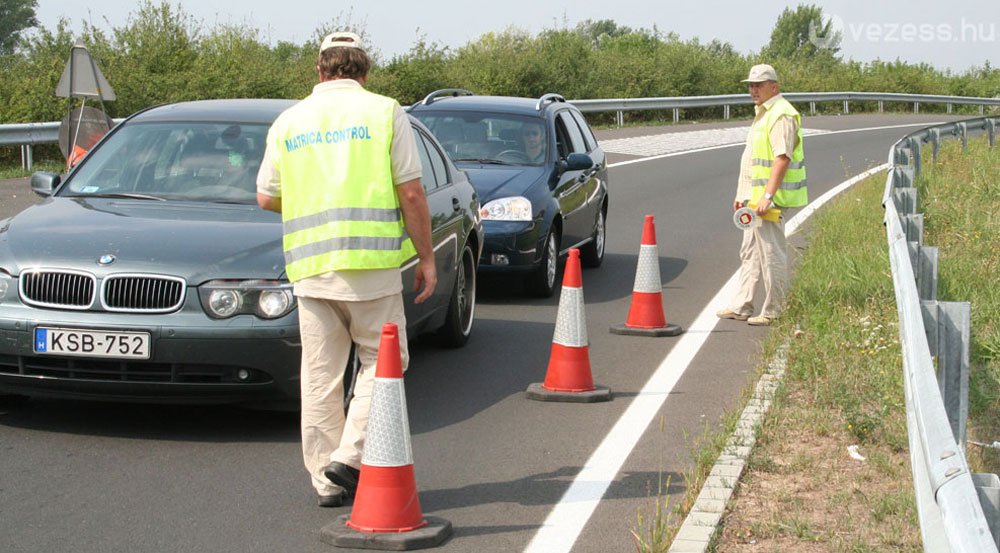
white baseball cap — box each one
[319,31,364,54]
[741,64,778,83]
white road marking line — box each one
[525,132,897,551]
[606,121,944,168]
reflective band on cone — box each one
[321,323,452,550]
[527,249,611,403]
[610,215,682,337]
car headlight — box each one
[0,268,11,300]
[480,196,533,221]
[199,279,296,319]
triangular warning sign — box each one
[55,42,116,101]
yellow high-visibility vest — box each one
[749,96,808,208]
[268,87,415,282]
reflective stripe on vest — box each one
[269,87,415,281]
[749,96,808,208]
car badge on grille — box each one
[98,254,116,265]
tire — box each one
[435,242,477,347]
[525,228,559,297]
[580,207,606,268]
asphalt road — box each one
[0,113,967,552]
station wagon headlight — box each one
[199,280,296,319]
[480,196,532,221]
[0,268,11,299]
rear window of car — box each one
[412,111,548,166]
[62,122,269,204]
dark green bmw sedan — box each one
[0,100,482,406]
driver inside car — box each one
[520,122,545,163]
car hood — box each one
[459,165,548,202]
[0,197,285,283]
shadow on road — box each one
[419,465,685,513]
[0,396,299,442]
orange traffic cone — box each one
[320,323,452,550]
[527,249,611,403]
[610,215,683,337]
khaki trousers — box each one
[729,216,788,319]
[297,293,408,495]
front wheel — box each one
[435,242,477,347]
[525,229,559,297]
[580,207,606,268]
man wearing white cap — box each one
[717,63,808,326]
[257,31,436,507]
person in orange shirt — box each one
[66,128,105,170]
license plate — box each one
[33,327,151,360]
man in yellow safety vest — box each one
[717,63,808,326]
[256,31,436,508]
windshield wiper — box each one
[453,158,514,165]
[83,192,167,201]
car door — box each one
[551,111,596,249]
[400,126,463,328]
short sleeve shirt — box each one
[256,79,423,301]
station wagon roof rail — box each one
[417,88,476,107]
[535,93,566,111]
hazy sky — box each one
[36,0,999,72]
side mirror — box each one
[562,153,594,172]
[30,172,61,197]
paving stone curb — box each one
[666,343,789,553]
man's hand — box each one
[755,197,772,215]
[413,257,437,304]
[733,200,743,212]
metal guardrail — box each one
[883,116,1000,552]
[3,93,999,170]
[574,91,1000,125]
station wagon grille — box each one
[19,270,96,309]
[18,270,186,313]
[103,275,186,312]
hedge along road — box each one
[0,113,965,553]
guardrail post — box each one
[843,100,849,114]
[894,187,917,215]
[947,103,953,114]
[914,101,920,114]
[895,165,915,188]
[927,128,941,164]
[903,213,924,244]
[672,108,679,123]
[907,243,939,301]
[988,119,997,147]
[615,111,623,127]
[973,473,1000,549]
[878,100,884,113]
[959,123,968,151]
[895,147,913,167]
[809,101,816,115]
[920,300,971,448]
[21,144,34,171]
[909,137,923,175]
[724,105,730,120]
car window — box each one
[411,111,548,166]
[62,122,268,204]
[557,112,587,154]
[569,111,598,152]
[416,130,449,189]
[413,130,437,191]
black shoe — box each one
[323,461,360,497]
[318,491,346,508]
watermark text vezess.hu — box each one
[809,15,997,49]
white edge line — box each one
[606,121,943,169]
[524,147,896,552]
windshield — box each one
[413,112,548,166]
[61,122,268,204]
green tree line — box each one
[2,2,998,129]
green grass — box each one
[0,160,64,179]
[917,138,1000,473]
